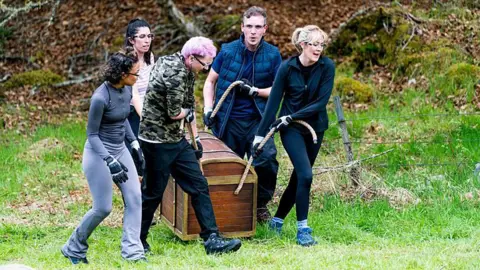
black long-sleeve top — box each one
[86,82,136,159]
[257,56,335,137]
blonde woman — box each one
[253,25,335,246]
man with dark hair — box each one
[202,6,282,223]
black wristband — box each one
[104,156,114,164]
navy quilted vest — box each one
[212,35,281,138]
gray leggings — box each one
[62,141,145,260]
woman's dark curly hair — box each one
[103,47,138,84]
[124,18,153,65]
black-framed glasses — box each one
[127,72,139,77]
[193,55,211,69]
[133,33,155,40]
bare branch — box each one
[312,149,394,175]
[405,12,425,24]
[329,3,392,43]
[159,34,185,53]
[0,1,52,28]
[156,0,205,37]
[0,73,11,83]
[401,25,417,51]
[52,76,96,88]
[47,0,62,27]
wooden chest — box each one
[160,132,258,240]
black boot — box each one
[141,239,151,254]
[203,233,241,255]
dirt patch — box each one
[19,138,68,161]
[5,183,131,227]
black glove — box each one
[184,108,195,123]
[130,140,145,176]
[271,115,292,132]
[191,136,203,160]
[237,79,259,97]
[104,156,129,184]
[203,107,215,128]
[252,135,264,159]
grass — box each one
[1,4,480,269]
[1,201,480,269]
[1,102,479,269]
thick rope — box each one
[234,120,317,195]
[210,80,243,119]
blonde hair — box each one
[291,25,328,53]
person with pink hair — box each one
[137,36,242,255]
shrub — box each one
[446,62,480,85]
[335,76,374,103]
[2,70,64,90]
[397,47,467,77]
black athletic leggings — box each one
[274,127,324,221]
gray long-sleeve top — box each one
[86,82,136,159]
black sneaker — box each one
[61,248,88,265]
[204,233,241,255]
[141,239,151,254]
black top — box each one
[297,56,316,83]
[257,55,335,137]
[86,82,136,159]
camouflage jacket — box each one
[139,52,195,143]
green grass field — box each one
[1,3,480,269]
[1,96,479,269]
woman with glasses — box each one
[124,18,155,176]
[61,48,146,264]
[252,25,335,247]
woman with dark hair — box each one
[124,18,154,151]
[253,25,335,247]
[61,48,146,264]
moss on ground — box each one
[2,70,64,90]
[446,62,480,85]
[328,7,418,71]
[397,47,467,77]
[334,76,374,103]
[327,5,473,82]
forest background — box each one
[1,0,480,269]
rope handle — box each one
[210,80,243,119]
[234,120,317,195]
[186,122,203,173]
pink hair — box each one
[181,36,217,59]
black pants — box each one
[275,127,324,221]
[221,118,279,208]
[126,106,144,176]
[140,139,218,241]
[128,106,141,138]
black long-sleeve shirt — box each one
[257,56,335,137]
[86,82,136,159]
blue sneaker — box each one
[474,163,480,177]
[268,219,283,234]
[297,227,317,247]
[61,248,89,265]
